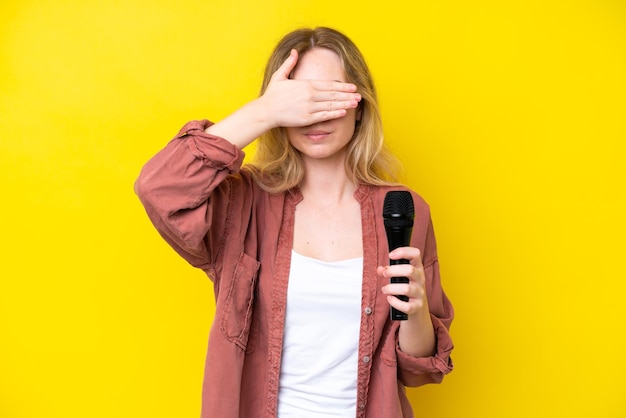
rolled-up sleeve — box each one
[134,120,245,270]
[396,214,454,387]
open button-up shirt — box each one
[135,120,454,418]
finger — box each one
[382,282,413,296]
[310,99,360,115]
[304,109,349,125]
[272,49,299,81]
[311,79,358,93]
[310,90,362,104]
[389,247,422,267]
[383,263,416,280]
[386,295,424,313]
[387,295,409,313]
[383,282,426,309]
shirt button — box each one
[364,307,373,315]
[359,403,366,409]
[363,355,371,363]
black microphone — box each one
[383,191,415,321]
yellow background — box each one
[1,0,625,417]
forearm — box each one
[398,304,436,358]
[204,98,275,149]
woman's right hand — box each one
[204,49,361,149]
[259,49,362,129]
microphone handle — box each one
[389,258,410,320]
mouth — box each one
[304,130,331,141]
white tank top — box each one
[278,250,363,418]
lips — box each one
[304,130,331,141]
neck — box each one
[299,157,356,204]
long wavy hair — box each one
[248,27,401,193]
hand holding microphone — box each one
[382,191,414,320]
[381,191,428,321]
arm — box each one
[135,50,361,269]
[134,120,245,270]
[379,219,454,386]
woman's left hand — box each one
[378,247,428,316]
[379,247,436,357]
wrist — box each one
[250,96,277,131]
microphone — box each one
[383,191,415,321]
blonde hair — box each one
[249,27,401,193]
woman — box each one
[136,27,454,418]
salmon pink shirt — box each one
[135,120,454,418]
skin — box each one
[379,247,435,357]
[205,47,435,358]
[204,48,360,149]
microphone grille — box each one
[383,191,415,227]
